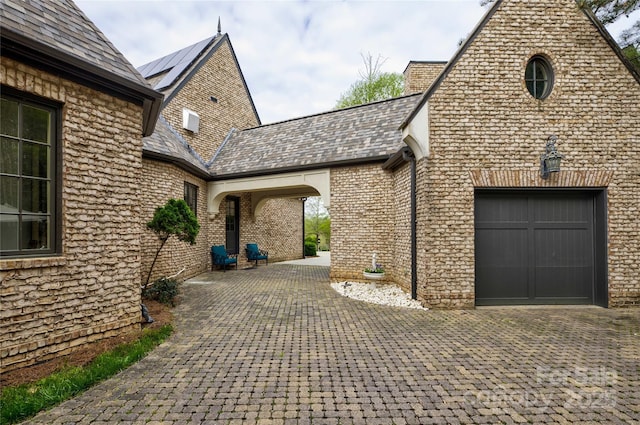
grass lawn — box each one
[1,301,173,425]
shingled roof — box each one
[1,0,162,136]
[209,93,422,178]
[1,0,149,87]
[143,116,210,178]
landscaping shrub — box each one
[304,241,317,256]
[142,277,179,306]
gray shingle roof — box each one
[0,0,150,87]
[209,94,422,177]
[143,116,209,176]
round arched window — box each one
[525,56,553,99]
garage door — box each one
[475,191,606,306]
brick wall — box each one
[404,61,447,94]
[392,163,412,293]
[330,164,395,281]
[415,0,640,308]
[140,35,301,280]
[1,57,143,372]
[160,39,259,161]
[240,197,304,264]
[140,173,304,278]
[140,160,210,284]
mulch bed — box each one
[1,300,173,388]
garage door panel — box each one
[475,191,597,306]
[476,266,529,299]
[532,195,592,223]
[476,229,528,265]
[475,228,528,300]
[534,229,592,267]
[475,195,528,224]
[534,266,592,299]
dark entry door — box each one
[225,196,240,255]
[475,191,599,306]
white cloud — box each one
[76,0,491,123]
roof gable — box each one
[400,0,640,129]
[137,33,260,123]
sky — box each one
[75,0,638,125]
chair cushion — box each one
[212,245,227,257]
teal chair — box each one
[211,245,237,272]
[245,243,268,266]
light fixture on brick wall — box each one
[540,135,564,179]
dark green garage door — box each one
[475,191,606,306]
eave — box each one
[142,149,211,180]
[209,155,392,181]
[1,28,163,137]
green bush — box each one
[304,241,317,256]
[142,277,179,306]
[145,199,200,287]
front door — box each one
[225,196,240,254]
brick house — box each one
[1,0,162,372]
[2,0,639,373]
[206,0,640,309]
[0,1,305,372]
[397,0,640,308]
[136,25,304,283]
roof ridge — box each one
[70,0,150,87]
[208,128,237,168]
[243,92,423,132]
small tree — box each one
[304,197,331,250]
[144,199,200,288]
[335,53,404,109]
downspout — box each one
[402,149,418,300]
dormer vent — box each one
[182,108,200,133]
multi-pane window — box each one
[225,198,236,233]
[1,91,58,257]
[184,182,198,216]
[525,56,554,100]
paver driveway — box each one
[26,263,639,424]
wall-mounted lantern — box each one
[540,135,564,179]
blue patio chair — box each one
[245,243,268,266]
[211,245,237,272]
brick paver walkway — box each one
[26,264,639,424]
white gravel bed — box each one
[331,281,428,310]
